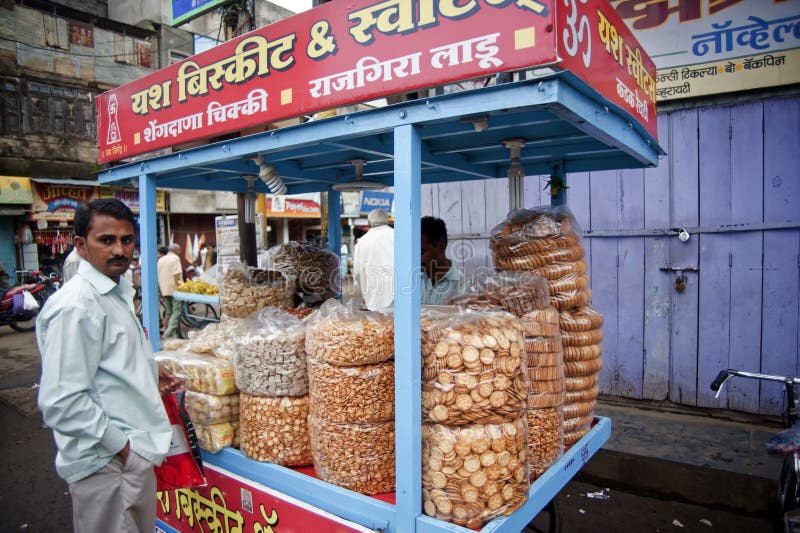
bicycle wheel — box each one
[524,497,563,533]
[779,458,799,532]
[179,303,218,339]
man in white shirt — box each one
[421,216,464,305]
[353,209,394,311]
[62,246,81,283]
[157,243,183,338]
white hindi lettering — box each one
[206,89,268,126]
[143,112,204,143]
[430,33,502,70]
[308,52,423,99]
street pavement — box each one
[0,324,772,533]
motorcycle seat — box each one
[767,427,800,455]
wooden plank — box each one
[670,108,700,407]
[420,183,435,216]
[697,106,732,409]
[566,172,591,234]
[484,178,508,270]
[728,102,764,413]
[760,96,800,414]
[460,180,486,275]
[589,169,619,395]
[523,175,544,207]
[642,113,672,400]
[438,182,465,273]
[615,237,645,398]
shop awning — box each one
[98,74,664,193]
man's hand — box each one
[118,441,130,465]
[158,366,182,394]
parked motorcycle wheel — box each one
[9,311,37,332]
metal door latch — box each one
[660,266,699,293]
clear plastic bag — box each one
[219,262,294,318]
[308,357,394,423]
[527,406,565,481]
[420,306,528,425]
[184,390,239,425]
[309,416,395,495]
[305,299,394,366]
[422,417,529,529]
[450,271,550,315]
[268,242,341,303]
[155,350,237,395]
[490,206,581,256]
[193,420,235,453]
[232,307,308,396]
[239,394,313,466]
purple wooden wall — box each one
[544,96,800,415]
[422,95,799,416]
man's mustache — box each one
[108,256,129,263]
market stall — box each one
[97,1,662,531]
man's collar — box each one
[77,260,127,295]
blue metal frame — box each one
[106,78,636,532]
[139,173,160,352]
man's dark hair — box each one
[421,216,448,245]
[74,199,137,238]
[158,246,169,255]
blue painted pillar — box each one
[393,123,421,533]
[138,173,160,352]
[327,189,342,255]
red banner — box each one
[556,0,658,139]
[156,464,373,532]
[96,0,558,163]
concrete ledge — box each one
[578,449,776,516]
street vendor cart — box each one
[97,1,662,531]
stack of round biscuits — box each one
[422,418,528,528]
[306,300,396,495]
[520,306,565,481]
[559,305,604,444]
[420,308,529,528]
[490,209,591,311]
[239,394,313,467]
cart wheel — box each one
[179,303,218,339]
[524,497,562,533]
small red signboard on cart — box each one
[96,0,657,164]
[156,464,377,532]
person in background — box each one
[62,246,82,283]
[353,208,394,311]
[201,243,217,272]
[36,199,181,533]
[420,216,465,305]
[0,260,9,299]
[157,243,183,339]
[157,246,168,260]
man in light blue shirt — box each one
[37,199,181,533]
[421,216,465,305]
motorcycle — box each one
[0,271,59,332]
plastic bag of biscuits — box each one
[309,416,395,495]
[308,357,394,423]
[422,417,529,529]
[155,350,237,395]
[527,406,564,481]
[421,306,528,425]
[239,393,313,466]
[184,390,240,425]
[268,242,341,303]
[219,262,260,318]
[193,420,235,453]
[305,299,393,366]
[449,271,550,316]
[232,307,308,396]
[490,206,581,260]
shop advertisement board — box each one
[170,0,229,27]
[215,214,264,256]
[266,194,321,218]
[0,176,33,205]
[156,464,374,533]
[611,0,800,101]
[97,187,167,212]
[31,182,97,221]
[99,0,660,163]
[359,191,394,214]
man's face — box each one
[74,213,135,283]
[421,234,445,272]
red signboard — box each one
[556,0,658,139]
[96,0,658,164]
[96,0,558,163]
[156,464,374,532]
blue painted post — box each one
[138,173,160,352]
[393,123,422,533]
[327,189,342,256]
